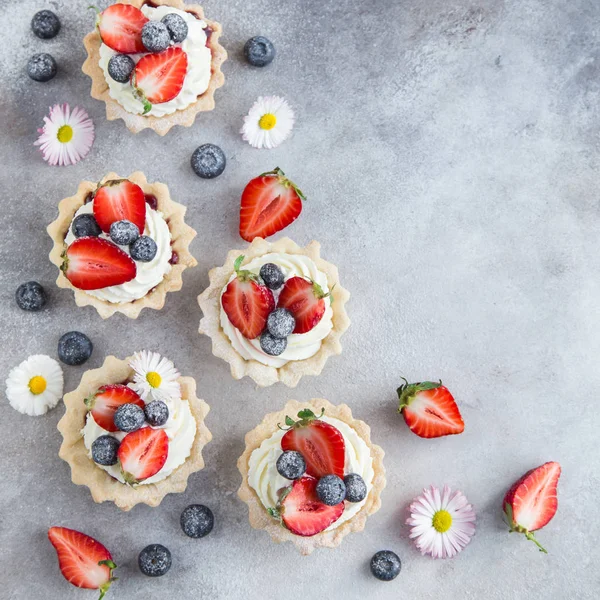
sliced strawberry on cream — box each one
[95,3,148,54]
[117,427,169,484]
[85,384,145,433]
[93,179,146,234]
[277,276,330,334]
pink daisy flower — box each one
[34,103,94,166]
[406,485,476,559]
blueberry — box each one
[370,550,402,582]
[259,263,284,290]
[344,473,367,503]
[138,544,171,577]
[130,236,157,262]
[191,144,226,179]
[244,36,276,67]
[144,400,169,427]
[107,54,135,83]
[180,504,214,538]
[91,435,120,466]
[259,331,287,356]
[142,21,171,52]
[110,220,139,246]
[71,214,102,238]
[316,474,346,506]
[58,331,93,366]
[31,10,61,39]
[113,403,145,432]
[27,53,57,82]
[267,308,295,339]
[162,13,188,43]
[276,450,306,480]
[15,281,47,311]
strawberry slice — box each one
[281,409,345,478]
[221,255,275,339]
[239,167,305,242]
[133,47,188,114]
[503,461,561,554]
[48,527,117,599]
[62,237,136,291]
[273,476,344,536]
[85,384,145,433]
[117,427,169,484]
[95,4,148,54]
[397,379,464,438]
[93,179,146,234]
[277,277,330,334]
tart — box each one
[82,0,227,136]
[198,237,350,387]
[47,171,197,319]
[57,352,211,511]
[237,399,385,555]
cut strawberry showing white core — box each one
[117,427,169,485]
[85,384,145,433]
[503,461,561,553]
[95,4,148,54]
[93,179,146,234]
[277,276,330,334]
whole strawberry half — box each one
[397,379,464,438]
[221,255,275,339]
[503,461,561,554]
[277,276,330,334]
[95,3,148,54]
[85,384,145,432]
[117,427,169,484]
[281,409,345,478]
[271,475,344,536]
[239,167,305,242]
[93,179,146,234]
[133,47,188,114]
[61,237,136,291]
[48,527,117,599]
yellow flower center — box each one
[432,510,452,533]
[146,371,162,388]
[57,125,73,144]
[258,113,277,130]
[28,376,47,395]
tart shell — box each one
[237,398,385,555]
[197,237,351,387]
[47,171,197,319]
[57,355,212,511]
[82,0,227,136]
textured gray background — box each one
[0,0,597,598]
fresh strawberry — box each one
[85,384,145,432]
[397,379,464,438]
[61,237,136,291]
[48,527,117,599]
[93,179,146,234]
[277,277,330,334]
[281,409,345,478]
[117,427,169,484]
[503,461,561,553]
[94,4,148,54]
[272,476,344,536]
[221,255,275,339]
[132,47,188,114]
[239,167,305,242]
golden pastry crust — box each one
[47,171,197,319]
[82,0,227,136]
[237,399,386,555]
[57,355,212,511]
[197,238,351,387]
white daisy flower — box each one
[406,485,476,559]
[129,351,181,402]
[241,96,294,149]
[5,355,64,416]
[34,103,95,166]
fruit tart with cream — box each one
[198,238,350,387]
[58,352,211,511]
[83,1,227,135]
[47,171,197,319]
[237,399,385,554]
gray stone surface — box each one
[0,0,597,598]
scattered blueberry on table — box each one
[370,550,402,581]
[180,505,214,538]
[191,144,226,179]
[15,281,47,311]
[244,36,276,67]
[57,331,93,366]
[139,544,172,577]
[27,53,57,82]
[31,10,61,39]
